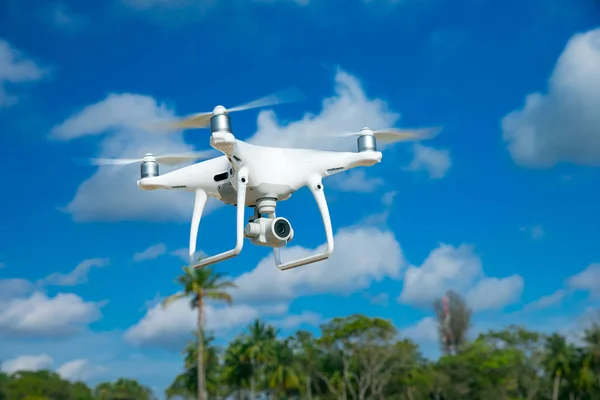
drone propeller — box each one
[328,126,442,143]
[153,87,306,131]
[87,150,217,166]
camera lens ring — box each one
[273,218,291,239]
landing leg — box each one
[273,175,334,270]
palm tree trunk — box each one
[552,374,560,400]
[305,376,312,400]
[250,360,256,400]
[197,300,206,400]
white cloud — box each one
[124,297,262,348]
[0,278,34,299]
[57,359,105,382]
[234,226,404,303]
[465,275,524,312]
[398,244,524,311]
[248,69,400,150]
[133,243,168,262]
[567,263,600,295]
[1,354,54,374]
[406,143,452,179]
[0,39,48,107]
[125,223,402,348]
[270,311,322,329]
[524,289,567,311]
[37,258,109,287]
[48,3,89,32]
[0,292,103,338]
[502,28,600,167]
[50,93,220,223]
[328,169,385,192]
[402,316,438,343]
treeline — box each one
[2,267,599,400]
[0,374,154,400]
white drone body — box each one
[91,90,438,271]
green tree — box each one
[163,266,236,400]
[166,330,222,399]
[434,290,472,356]
[266,338,301,398]
[94,378,154,400]
[240,319,277,399]
[221,337,253,398]
[5,370,89,400]
[544,333,573,400]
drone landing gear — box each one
[273,176,334,271]
[190,167,249,269]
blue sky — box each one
[1,0,600,395]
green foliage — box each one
[0,371,155,400]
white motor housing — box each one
[244,217,294,248]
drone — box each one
[89,89,440,271]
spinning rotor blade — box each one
[327,126,442,143]
[87,150,216,166]
[154,87,306,131]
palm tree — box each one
[222,338,253,399]
[163,266,236,400]
[241,320,278,399]
[166,331,221,399]
[267,338,301,398]
[543,333,572,400]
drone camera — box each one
[244,217,294,248]
[140,160,159,179]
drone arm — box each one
[273,175,334,270]
[191,167,249,269]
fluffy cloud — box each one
[1,354,54,374]
[270,311,323,329]
[125,223,403,348]
[524,289,567,311]
[502,28,600,167]
[50,93,221,222]
[406,143,452,179]
[398,244,524,311]
[234,226,404,303]
[0,278,34,299]
[465,275,524,312]
[0,292,103,338]
[56,359,105,382]
[124,297,265,348]
[1,354,104,382]
[327,169,385,192]
[133,243,168,262]
[566,263,600,295]
[37,258,109,287]
[0,39,48,107]
[249,69,393,150]
[247,68,451,180]
[402,316,438,343]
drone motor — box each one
[140,154,159,179]
[357,128,377,153]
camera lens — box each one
[273,219,291,238]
